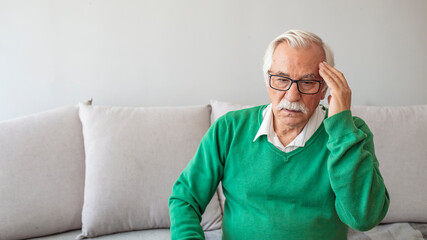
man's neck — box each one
[273,118,308,147]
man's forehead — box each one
[270,43,324,77]
[270,70,318,79]
[270,56,321,71]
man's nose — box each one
[285,82,301,102]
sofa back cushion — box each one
[351,105,427,223]
[211,100,427,223]
[0,105,86,240]
[77,104,222,239]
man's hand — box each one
[319,61,352,117]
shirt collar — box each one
[254,104,325,151]
[253,104,273,142]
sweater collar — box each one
[253,104,325,152]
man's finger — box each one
[320,62,340,82]
[319,63,348,91]
[319,64,340,89]
[321,62,350,88]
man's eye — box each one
[277,78,290,82]
[300,81,316,85]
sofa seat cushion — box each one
[29,223,427,240]
[30,229,223,240]
[31,229,171,240]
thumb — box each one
[328,95,332,105]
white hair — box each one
[262,30,335,83]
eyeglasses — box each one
[268,74,323,95]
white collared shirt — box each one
[253,104,326,153]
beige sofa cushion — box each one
[351,105,427,223]
[0,105,87,240]
[78,104,222,239]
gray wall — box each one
[1,0,426,121]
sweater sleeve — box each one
[168,116,229,240]
[324,110,390,231]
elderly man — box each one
[169,30,389,240]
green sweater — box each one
[169,105,389,240]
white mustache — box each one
[276,99,308,114]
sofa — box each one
[0,99,426,240]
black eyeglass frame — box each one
[268,74,324,95]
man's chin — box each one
[276,117,307,130]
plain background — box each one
[1,0,426,121]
